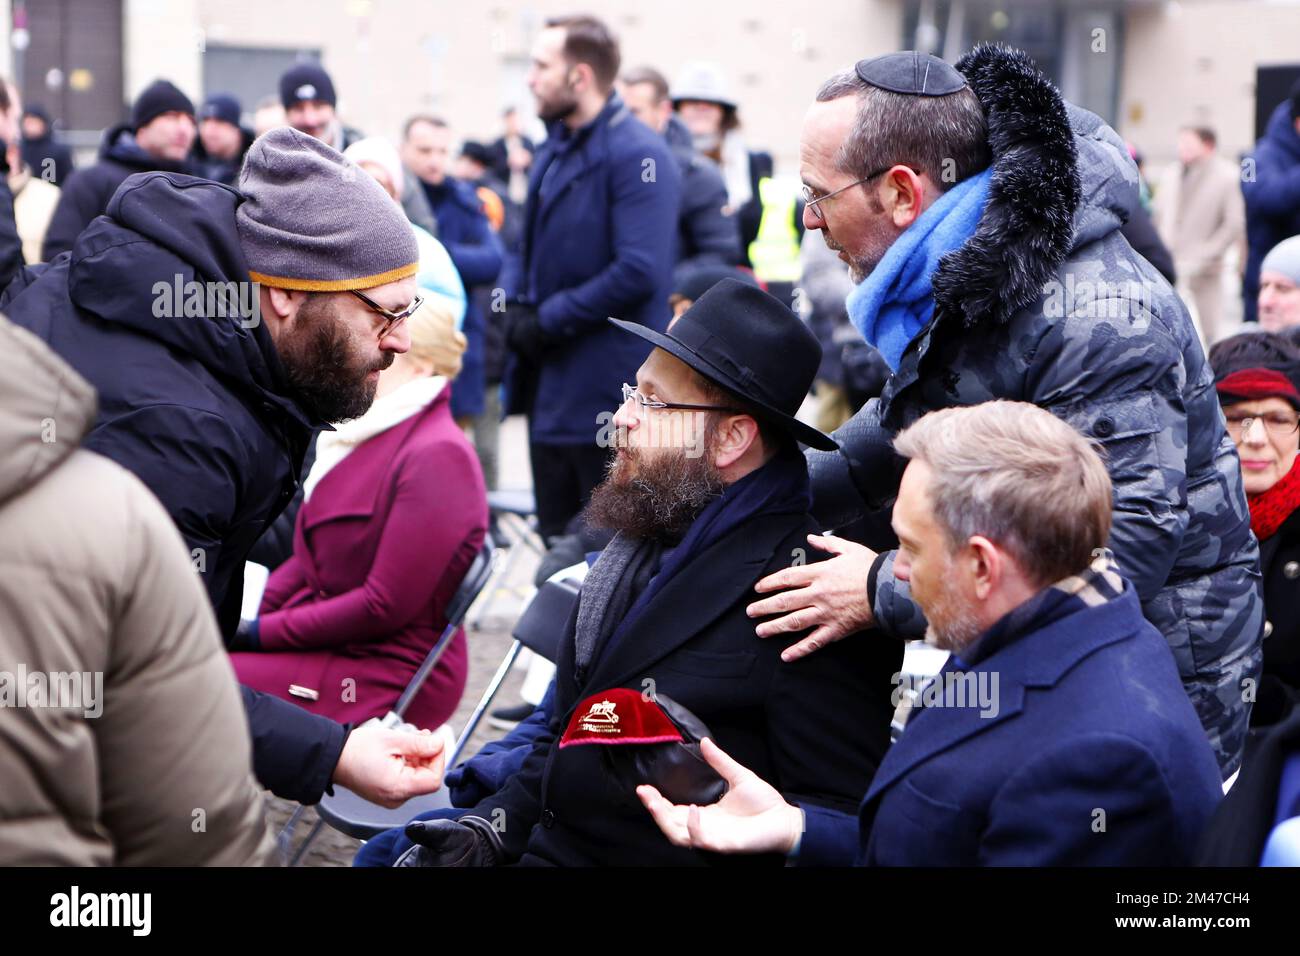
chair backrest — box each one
[510,575,579,663]
[391,539,497,721]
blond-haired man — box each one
[640,401,1224,866]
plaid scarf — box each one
[952,549,1125,670]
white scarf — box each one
[720,129,753,210]
[303,375,446,502]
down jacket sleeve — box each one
[106,462,276,865]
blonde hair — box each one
[893,401,1113,587]
[406,296,466,378]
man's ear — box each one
[966,534,1001,601]
[259,287,309,343]
[263,286,308,322]
[712,414,761,470]
[882,165,928,230]
[571,63,598,97]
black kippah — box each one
[855,51,967,96]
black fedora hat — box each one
[609,277,837,451]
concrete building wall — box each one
[1120,0,1300,165]
[125,0,204,104]
[169,0,903,170]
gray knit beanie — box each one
[1262,236,1300,286]
[236,127,418,291]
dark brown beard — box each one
[585,441,726,545]
[277,295,391,422]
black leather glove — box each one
[393,815,505,867]
[227,618,261,653]
[505,302,550,362]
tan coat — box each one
[1153,154,1246,279]
[8,165,60,265]
[0,314,274,865]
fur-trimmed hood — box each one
[934,44,1139,329]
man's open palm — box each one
[636,738,802,855]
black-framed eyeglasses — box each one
[350,289,425,340]
[620,382,743,414]
[801,164,915,218]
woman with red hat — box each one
[1212,332,1300,726]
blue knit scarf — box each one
[846,167,993,371]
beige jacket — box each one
[0,314,274,865]
[8,165,60,265]
[1153,154,1246,279]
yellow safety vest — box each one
[747,176,802,283]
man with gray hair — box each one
[1258,235,1300,334]
[640,401,1225,866]
[747,46,1262,780]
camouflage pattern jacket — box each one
[807,44,1263,778]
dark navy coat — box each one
[42,123,191,261]
[797,584,1224,866]
[1243,101,1300,323]
[418,177,503,420]
[507,93,681,443]
[472,510,897,866]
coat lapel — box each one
[864,586,1146,802]
[581,513,802,694]
[864,666,1026,802]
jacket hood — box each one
[66,171,295,408]
[936,44,1134,330]
[1262,100,1300,162]
[0,314,97,505]
[98,122,190,174]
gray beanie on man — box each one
[1261,235,1300,286]
[235,127,417,291]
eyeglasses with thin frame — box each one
[350,289,425,340]
[801,164,915,219]
[1224,410,1300,440]
[620,382,743,415]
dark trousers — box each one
[529,441,611,542]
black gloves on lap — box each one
[394,815,505,867]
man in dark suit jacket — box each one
[381,279,900,867]
[502,15,681,542]
[640,400,1225,866]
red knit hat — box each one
[1215,368,1300,410]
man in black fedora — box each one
[360,278,901,866]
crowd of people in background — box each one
[3,9,1300,868]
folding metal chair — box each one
[467,489,547,631]
[279,540,497,864]
[310,574,577,843]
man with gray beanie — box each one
[1259,235,1300,335]
[0,127,448,811]
[42,78,196,260]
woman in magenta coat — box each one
[231,300,486,729]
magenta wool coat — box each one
[232,386,487,729]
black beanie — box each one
[280,63,337,110]
[132,80,195,131]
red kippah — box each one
[559,688,685,748]
[1215,368,1300,407]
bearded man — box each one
[366,279,901,867]
[501,13,680,543]
[0,127,446,810]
